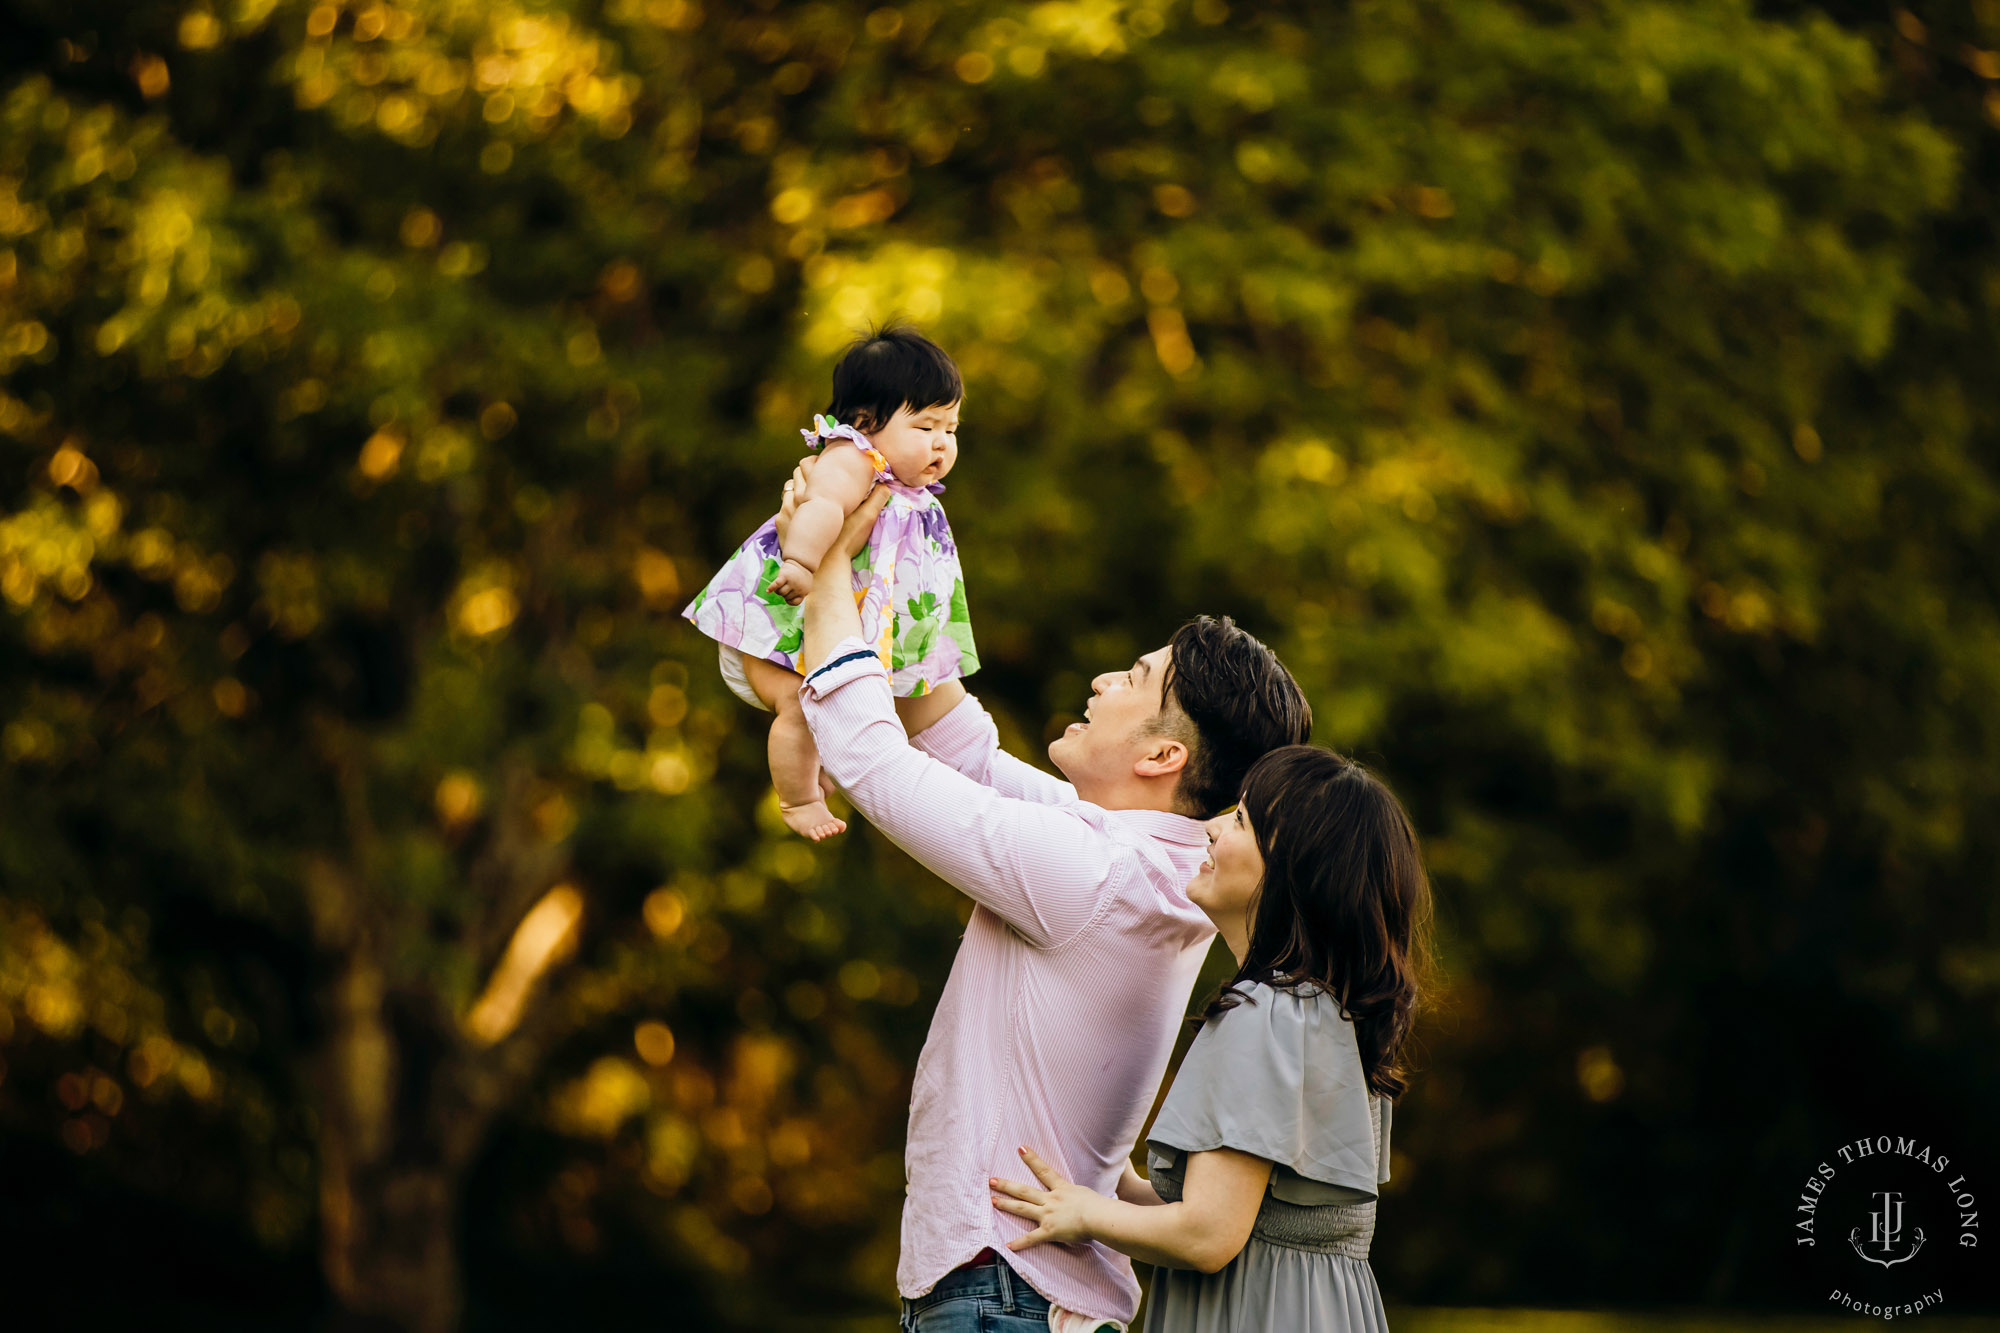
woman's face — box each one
[1187,803,1265,932]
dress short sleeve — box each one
[1146,981,1388,1200]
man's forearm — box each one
[798,546,864,675]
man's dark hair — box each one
[823,326,963,434]
[1153,615,1312,818]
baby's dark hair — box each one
[823,326,963,434]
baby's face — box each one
[869,400,960,487]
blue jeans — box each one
[900,1258,1052,1332]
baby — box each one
[682,328,979,839]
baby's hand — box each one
[766,557,814,605]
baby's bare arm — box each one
[893,682,965,737]
[781,447,876,569]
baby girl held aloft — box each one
[681,328,980,840]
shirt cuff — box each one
[802,637,886,698]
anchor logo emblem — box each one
[1849,1190,1926,1268]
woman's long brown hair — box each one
[1199,745,1435,1100]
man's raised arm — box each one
[794,493,1107,947]
[908,692,1078,807]
[786,480,1074,806]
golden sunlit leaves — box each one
[1146,306,1196,376]
[552,1055,650,1135]
[289,2,640,149]
[211,676,250,716]
[642,888,685,939]
[631,0,702,31]
[132,54,172,99]
[827,188,898,229]
[399,207,441,247]
[835,959,878,1000]
[647,683,687,728]
[179,10,224,51]
[1412,185,1455,219]
[435,771,483,828]
[456,584,519,636]
[478,400,517,439]
[257,550,321,637]
[0,497,98,605]
[634,548,680,606]
[47,443,96,491]
[769,187,813,225]
[1289,440,1346,484]
[599,259,642,302]
[634,1020,676,1066]
[357,426,404,479]
[1576,1046,1625,1102]
[0,905,205,1117]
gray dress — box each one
[1142,981,1393,1333]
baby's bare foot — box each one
[780,799,846,841]
[818,770,840,803]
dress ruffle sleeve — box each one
[1146,981,1389,1202]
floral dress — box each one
[682,416,980,696]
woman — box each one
[990,745,1433,1332]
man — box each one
[791,489,1312,1331]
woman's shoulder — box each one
[1152,978,1385,1194]
[1187,979,1364,1079]
[1208,978,1356,1034]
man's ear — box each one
[1134,735,1189,782]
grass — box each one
[1387,1311,2000,1332]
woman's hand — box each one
[990,1146,1105,1252]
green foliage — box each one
[0,0,1996,1325]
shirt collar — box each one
[1112,808,1209,847]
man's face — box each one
[1048,643,1176,788]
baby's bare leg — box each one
[893,679,966,739]
[741,654,846,841]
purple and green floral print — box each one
[682,420,979,697]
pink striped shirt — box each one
[801,639,1216,1324]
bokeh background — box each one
[2,0,1997,1329]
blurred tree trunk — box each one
[302,745,572,1332]
[315,945,464,1333]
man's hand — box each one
[796,484,890,676]
[774,455,818,548]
